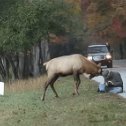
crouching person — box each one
[98,70,123,93]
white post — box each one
[0,82,4,95]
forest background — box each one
[0,0,126,80]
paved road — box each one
[93,60,126,98]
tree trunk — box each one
[7,54,19,79]
[42,40,50,62]
[0,39,51,80]
[18,52,24,79]
[32,45,40,77]
[23,51,31,78]
[40,40,50,73]
[0,57,6,80]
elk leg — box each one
[41,76,56,101]
[50,84,59,98]
[76,75,81,91]
[41,75,58,101]
[73,73,80,95]
[50,75,59,98]
[75,74,81,95]
[77,75,81,90]
[41,81,50,101]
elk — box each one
[41,54,101,101]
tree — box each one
[0,0,84,80]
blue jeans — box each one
[108,87,123,94]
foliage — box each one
[79,0,126,59]
[0,0,83,53]
[95,0,111,15]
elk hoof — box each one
[55,95,59,98]
[72,92,79,96]
[41,97,44,101]
[72,92,76,96]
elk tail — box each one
[43,62,49,70]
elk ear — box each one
[97,63,101,67]
[98,68,102,74]
[97,63,102,74]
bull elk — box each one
[41,54,101,101]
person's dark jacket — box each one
[102,70,123,89]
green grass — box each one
[0,76,126,126]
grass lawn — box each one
[0,75,126,126]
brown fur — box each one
[41,54,101,101]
